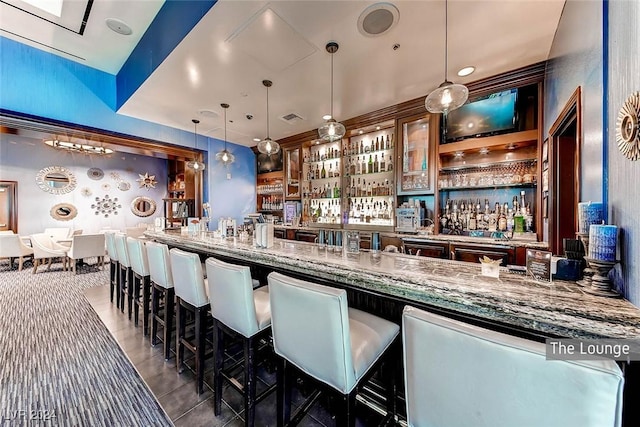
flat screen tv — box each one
[444,89,518,142]
[256,151,283,174]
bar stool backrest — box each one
[127,237,150,276]
[268,272,355,394]
[113,234,130,268]
[146,241,174,289]
[105,232,118,262]
[205,257,260,338]
[401,305,624,427]
[170,248,208,307]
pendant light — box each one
[318,41,346,142]
[187,119,206,171]
[257,80,280,155]
[215,103,235,166]
[425,0,468,114]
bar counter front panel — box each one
[146,230,640,425]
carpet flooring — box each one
[0,258,172,426]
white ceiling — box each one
[1,0,566,149]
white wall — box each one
[0,134,167,235]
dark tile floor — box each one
[84,285,392,427]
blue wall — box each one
[607,0,640,306]
[0,35,256,224]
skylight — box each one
[21,0,63,17]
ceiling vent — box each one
[357,3,400,37]
[280,112,305,124]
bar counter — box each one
[145,230,640,341]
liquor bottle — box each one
[315,164,320,180]
[368,155,373,174]
[361,179,367,197]
[360,140,364,154]
[468,205,477,230]
[320,162,326,179]
[498,204,507,232]
[333,182,340,199]
[328,163,333,178]
[380,153,386,172]
[387,157,393,172]
[334,162,340,177]
[373,154,379,173]
[349,159,356,176]
[375,136,380,151]
[386,134,391,150]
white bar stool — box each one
[205,257,273,427]
[170,247,210,394]
[114,233,133,316]
[127,237,151,334]
[402,305,624,427]
[267,272,400,427]
[146,241,175,360]
[104,232,119,306]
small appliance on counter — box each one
[218,217,237,238]
[395,206,420,233]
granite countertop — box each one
[146,230,640,340]
[273,224,547,249]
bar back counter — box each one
[145,230,640,424]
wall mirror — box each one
[285,147,300,198]
[50,203,78,221]
[131,196,157,217]
[36,166,77,195]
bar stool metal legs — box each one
[151,283,175,360]
[176,297,210,395]
[132,271,151,333]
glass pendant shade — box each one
[188,119,206,172]
[318,42,345,142]
[216,103,235,166]
[318,118,346,142]
[257,137,280,155]
[425,0,468,114]
[425,80,469,114]
[257,80,281,155]
[187,159,206,171]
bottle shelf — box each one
[438,130,538,155]
[344,147,394,158]
[439,182,537,192]
[440,158,536,172]
[347,195,393,199]
[307,176,341,182]
[344,170,393,179]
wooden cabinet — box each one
[397,113,438,195]
[295,230,317,243]
[256,171,284,220]
[402,238,449,259]
[163,198,195,228]
[449,242,515,266]
[274,228,285,239]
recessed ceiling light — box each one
[253,138,261,142]
[358,130,364,135]
[322,114,332,120]
[105,18,133,36]
[457,66,475,77]
[376,126,381,131]
[479,147,489,155]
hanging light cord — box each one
[330,49,334,119]
[266,84,270,139]
[223,107,227,150]
[444,0,448,81]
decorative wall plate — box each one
[101,183,111,191]
[136,172,157,190]
[616,91,640,161]
[36,166,77,195]
[87,167,104,180]
[110,172,121,181]
[91,195,122,218]
[131,196,157,217]
[50,203,78,221]
[81,187,93,197]
[117,181,131,191]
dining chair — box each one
[0,233,34,271]
[67,234,106,274]
[29,233,68,273]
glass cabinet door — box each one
[398,113,438,194]
[284,147,300,199]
